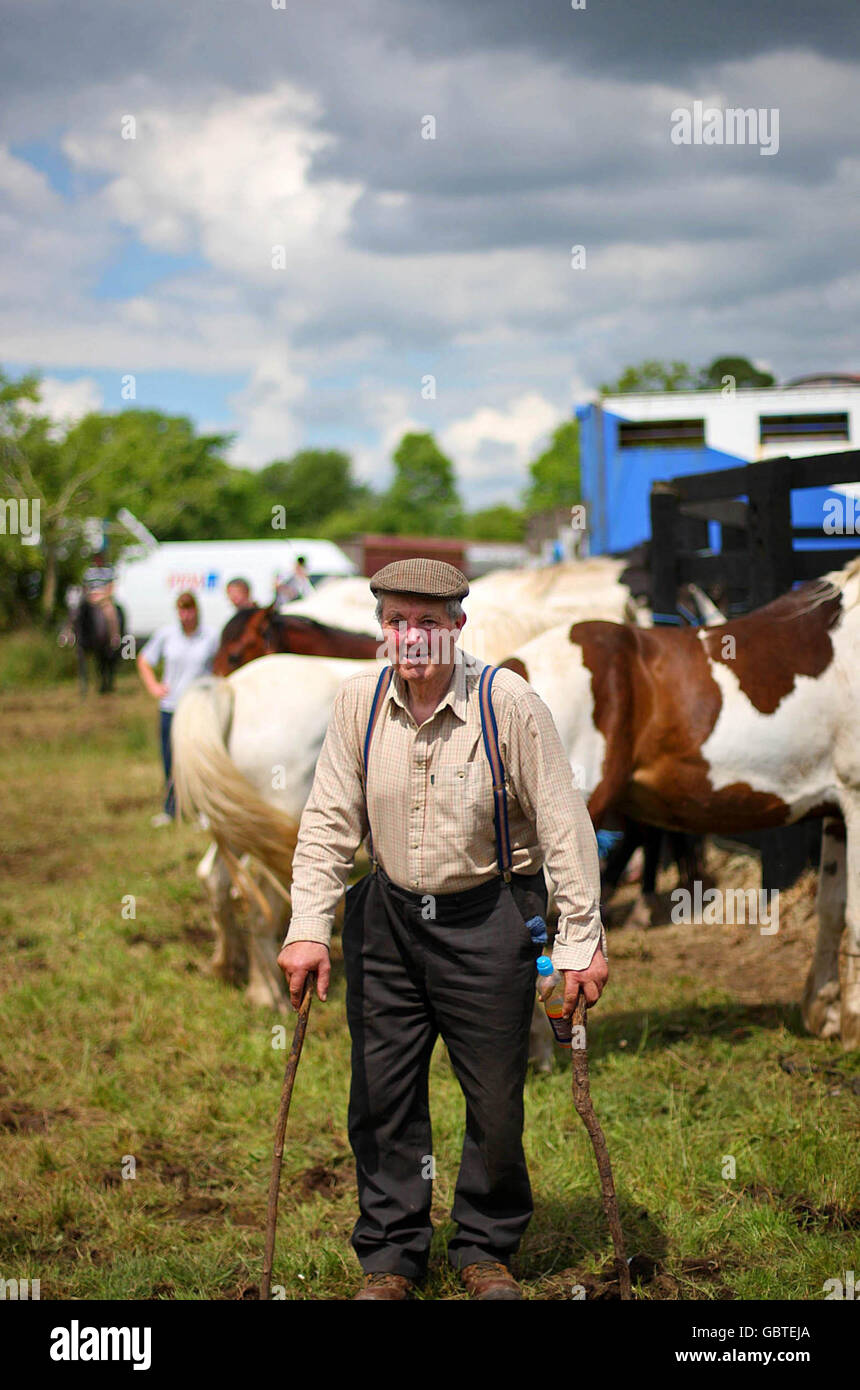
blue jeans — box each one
[160,710,175,817]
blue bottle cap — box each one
[536,955,555,975]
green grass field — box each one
[1,648,858,1300]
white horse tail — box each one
[171,676,298,885]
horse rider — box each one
[136,591,219,827]
[277,558,608,1300]
[81,551,121,649]
[275,554,314,608]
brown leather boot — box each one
[460,1260,523,1300]
[353,1272,414,1301]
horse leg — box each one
[602,821,643,896]
[622,824,661,929]
[196,842,248,986]
[244,869,290,1014]
[838,807,860,1050]
[801,817,845,1040]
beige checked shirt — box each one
[285,646,607,970]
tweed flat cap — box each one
[369,557,470,600]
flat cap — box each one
[369,557,470,601]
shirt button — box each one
[412,843,419,849]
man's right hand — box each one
[277,941,330,1009]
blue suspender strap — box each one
[478,665,512,881]
[362,665,393,871]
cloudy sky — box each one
[1,0,858,506]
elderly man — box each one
[278,559,607,1300]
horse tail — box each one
[171,676,299,885]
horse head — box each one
[213,606,273,675]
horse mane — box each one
[759,556,860,624]
[221,606,263,642]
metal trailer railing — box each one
[647,447,860,888]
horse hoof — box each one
[801,980,841,1039]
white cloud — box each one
[63,85,363,280]
[21,374,104,432]
[39,373,103,420]
[441,393,559,482]
[226,352,307,467]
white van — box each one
[114,537,356,638]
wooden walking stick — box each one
[261,973,314,1301]
[570,992,632,1300]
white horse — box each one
[173,655,377,1009]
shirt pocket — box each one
[457,758,496,813]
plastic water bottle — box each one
[536,955,572,1046]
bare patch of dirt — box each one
[605,847,825,1008]
[228,1207,263,1228]
[161,1194,227,1222]
[539,1253,735,1300]
[0,1102,76,1133]
[217,1283,260,1300]
[738,1181,860,1231]
[779,1055,860,1095]
[298,1164,348,1199]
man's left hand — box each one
[561,947,608,1017]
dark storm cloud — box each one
[4,0,856,102]
[374,0,860,79]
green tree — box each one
[599,360,698,394]
[697,356,775,390]
[522,421,580,515]
[465,504,526,541]
[68,409,238,541]
[381,432,463,534]
[255,449,370,535]
[0,371,100,621]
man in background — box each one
[136,592,218,827]
[226,577,255,610]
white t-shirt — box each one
[140,622,219,713]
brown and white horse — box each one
[501,559,860,1047]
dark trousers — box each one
[342,862,547,1279]
[159,710,175,818]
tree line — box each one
[0,368,580,627]
[0,353,769,627]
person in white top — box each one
[137,591,219,825]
